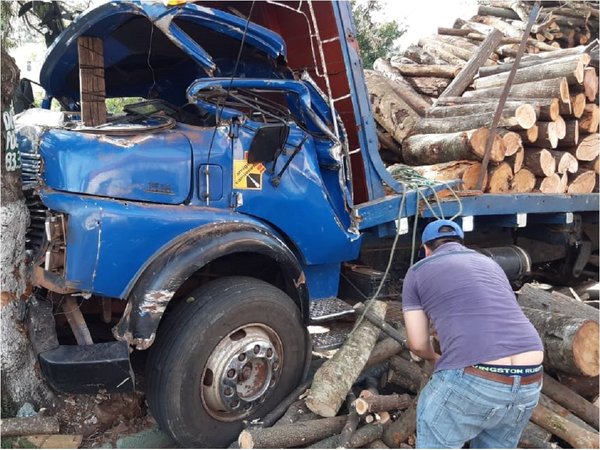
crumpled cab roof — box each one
[40,0,289,104]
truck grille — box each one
[24,192,48,263]
[20,149,42,190]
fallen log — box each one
[305,301,387,417]
[559,120,579,147]
[463,77,570,104]
[556,372,599,399]
[570,93,587,118]
[529,121,559,148]
[389,63,460,79]
[406,76,450,97]
[414,111,534,134]
[542,374,599,430]
[547,150,578,175]
[521,307,599,377]
[409,161,488,189]
[579,104,599,133]
[518,422,556,449]
[365,70,420,144]
[531,403,599,449]
[308,423,384,449]
[568,169,597,194]
[365,337,405,369]
[524,149,556,177]
[511,168,536,193]
[382,404,417,447]
[518,284,600,323]
[387,356,426,394]
[426,103,537,126]
[238,416,348,449]
[273,399,318,427]
[262,379,313,427]
[439,29,504,98]
[401,128,505,165]
[564,133,599,161]
[355,393,412,415]
[0,416,60,437]
[487,162,513,193]
[372,59,432,116]
[499,130,523,157]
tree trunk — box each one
[521,307,599,377]
[524,149,556,177]
[531,404,599,449]
[238,416,348,449]
[426,103,537,127]
[401,128,505,165]
[372,59,431,116]
[517,284,599,323]
[365,70,420,143]
[473,55,588,90]
[487,162,513,193]
[568,169,597,194]
[564,133,599,161]
[511,168,536,193]
[542,374,599,430]
[0,49,54,415]
[463,77,571,104]
[0,416,60,437]
[355,393,412,415]
[389,63,460,78]
[305,301,386,417]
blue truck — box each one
[16,1,598,447]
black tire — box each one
[146,276,309,448]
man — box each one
[402,219,544,449]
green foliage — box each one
[106,97,145,115]
[351,0,405,69]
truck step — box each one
[309,297,354,323]
[310,324,351,351]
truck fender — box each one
[113,222,308,350]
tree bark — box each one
[564,133,599,161]
[524,149,557,177]
[409,160,487,190]
[568,169,597,194]
[0,416,60,437]
[382,404,417,447]
[401,128,505,165]
[531,403,599,449]
[473,55,589,90]
[556,372,599,399]
[414,111,534,135]
[422,44,466,66]
[305,301,386,417]
[487,162,513,193]
[519,125,539,144]
[419,38,472,62]
[539,393,596,434]
[273,399,318,427]
[518,422,554,449]
[463,77,571,104]
[518,284,599,323]
[389,63,460,78]
[529,122,559,149]
[559,120,580,147]
[511,168,536,193]
[387,356,426,394]
[308,423,384,449]
[365,70,420,143]
[372,59,432,116]
[238,416,348,449]
[406,76,450,98]
[0,49,54,415]
[521,307,599,377]
[440,29,504,98]
[542,374,599,430]
[426,103,537,127]
[546,150,578,174]
[365,337,404,369]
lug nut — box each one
[224,387,233,397]
[266,348,273,357]
[231,400,240,408]
[227,369,236,378]
[253,345,261,354]
[238,353,246,362]
[273,362,279,371]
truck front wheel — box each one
[146,276,309,448]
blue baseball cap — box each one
[422,219,464,245]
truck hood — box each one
[40,0,288,104]
[39,128,193,205]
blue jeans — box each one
[416,368,542,449]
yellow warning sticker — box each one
[233,156,266,190]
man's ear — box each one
[424,245,433,257]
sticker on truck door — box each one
[233,153,265,190]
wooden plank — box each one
[78,36,106,127]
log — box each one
[406,76,450,98]
[521,307,599,377]
[376,128,402,159]
[414,111,534,134]
[511,168,536,193]
[365,337,404,369]
[564,133,599,161]
[583,67,599,101]
[580,104,599,133]
[372,60,431,116]
[524,149,556,177]
[367,439,389,449]
[462,163,488,190]
[542,374,599,430]
[499,129,523,156]
[437,27,471,37]
[531,404,599,449]
[353,302,406,345]
[338,392,359,448]
[463,77,571,104]
[389,63,460,79]
[536,173,563,194]
[0,416,60,437]
[559,172,569,194]
[559,120,579,147]
[422,44,466,66]
[556,372,599,399]
[263,379,313,427]
[518,422,555,449]
[568,169,597,194]
[547,150,578,174]
[402,46,444,66]
[307,423,384,449]
[401,128,505,165]
[571,93,587,118]
[519,125,539,143]
[418,37,473,62]
[529,122,559,148]
[409,161,486,190]
[354,393,412,415]
[305,301,387,417]
[539,393,596,434]
[487,162,513,193]
[518,284,600,323]
[439,29,504,98]
[580,159,600,175]
[238,416,348,449]
[365,71,420,144]
[387,356,426,394]
[473,55,588,90]
[518,43,596,63]
[554,116,566,140]
[426,103,537,126]
[382,404,417,447]
[478,5,520,20]
[273,399,318,427]
[474,15,523,38]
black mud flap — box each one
[39,341,135,394]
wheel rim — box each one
[201,324,283,421]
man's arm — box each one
[404,309,440,363]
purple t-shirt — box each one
[402,242,543,372]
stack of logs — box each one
[367,0,599,194]
[234,284,599,449]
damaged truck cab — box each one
[16,0,599,447]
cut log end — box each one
[470,128,506,162]
[239,431,254,449]
[512,169,536,193]
[572,93,587,118]
[573,320,599,377]
[559,78,570,103]
[568,170,598,194]
[487,162,513,193]
[516,104,537,130]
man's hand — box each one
[404,309,440,362]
